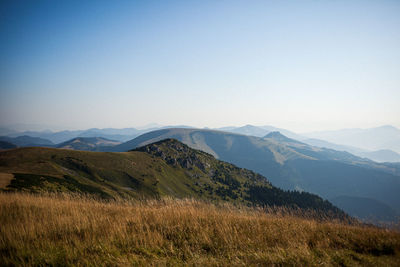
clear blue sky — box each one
[1,0,399,132]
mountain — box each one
[111,128,400,222]
[357,149,400,163]
[0,141,17,149]
[264,131,304,145]
[0,135,54,147]
[6,129,141,143]
[382,162,400,177]
[215,124,304,140]
[6,130,85,144]
[303,138,365,154]
[304,138,400,163]
[215,126,237,131]
[259,125,305,140]
[304,125,400,154]
[330,196,399,223]
[221,125,270,137]
[0,139,347,219]
[57,137,121,151]
[77,128,143,142]
[4,126,193,144]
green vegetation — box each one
[57,137,121,151]
[1,193,400,266]
[0,139,347,219]
[112,128,400,222]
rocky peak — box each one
[134,139,211,171]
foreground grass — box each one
[1,193,400,266]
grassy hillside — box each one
[0,139,346,218]
[1,193,400,266]
[57,137,121,151]
[113,128,400,222]
[0,135,54,147]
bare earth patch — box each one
[0,173,14,188]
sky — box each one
[0,0,399,133]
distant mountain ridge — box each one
[0,139,348,220]
[5,128,143,143]
[57,137,121,151]
[111,128,400,223]
[0,141,17,149]
[217,125,400,162]
[330,196,398,223]
[3,125,195,143]
[304,125,400,154]
[1,124,400,162]
[264,131,304,145]
[215,124,304,140]
[0,135,54,147]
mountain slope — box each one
[5,127,150,143]
[0,141,17,149]
[304,125,400,153]
[330,196,399,223]
[304,138,400,163]
[57,137,121,151]
[112,128,400,221]
[215,124,304,140]
[0,135,54,147]
[357,149,400,163]
[0,139,347,219]
[223,125,270,137]
[264,131,305,145]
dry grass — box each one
[0,173,13,188]
[1,193,400,266]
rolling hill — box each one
[111,128,400,222]
[0,141,17,150]
[5,128,142,143]
[3,125,191,143]
[0,139,347,219]
[57,137,121,151]
[0,135,54,147]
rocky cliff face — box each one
[135,139,209,171]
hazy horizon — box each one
[1,1,399,133]
[1,121,400,135]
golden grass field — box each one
[1,193,400,266]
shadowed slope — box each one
[112,128,400,222]
[0,139,347,219]
[57,137,121,151]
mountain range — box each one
[108,128,400,223]
[2,124,400,222]
[56,137,121,151]
[4,128,143,143]
[1,125,193,143]
[217,125,400,163]
[0,139,347,220]
[304,125,400,154]
[2,124,400,162]
[0,135,54,147]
